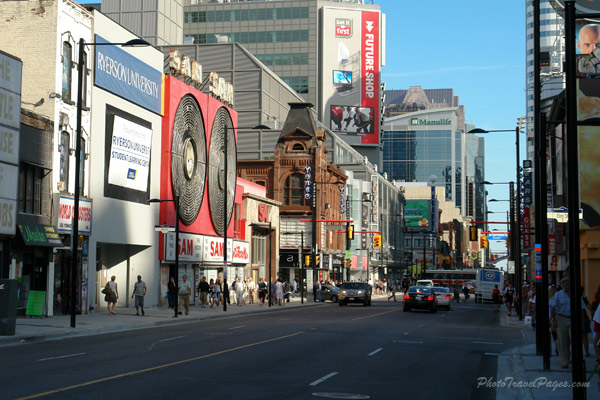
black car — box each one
[339,282,372,306]
[403,286,437,313]
[320,285,340,303]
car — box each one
[339,282,372,306]
[403,286,437,313]
[432,286,451,310]
[415,279,434,287]
[320,285,340,303]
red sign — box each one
[360,11,380,146]
[258,203,269,223]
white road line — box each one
[368,348,383,356]
[278,318,290,321]
[393,339,423,344]
[485,352,500,356]
[310,372,338,386]
[228,326,245,330]
[403,332,408,335]
[37,353,86,362]
[158,336,185,342]
[472,341,503,345]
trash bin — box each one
[0,279,18,335]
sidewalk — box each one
[0,293,328,347]
[496,311,600,399]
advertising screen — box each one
[333,70,356,97]
[405,200,431,231]
[330,105,374,134]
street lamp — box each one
[70,37,150,328]
[282,231,304,304]
[148,196,180,318]
[221,124,270,312]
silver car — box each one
[432,287,451,311]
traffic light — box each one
[305,255,310,266]
[316,255,320,266]
[469,226,478,242]
[480,236,488,249]
[345,259,351,269]
[505,237,510,249]
[347,224,354,240]
[373,234,382,248]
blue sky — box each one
[377,0,527,252]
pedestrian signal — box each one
[373,235,382,248]
[347,224,354,240]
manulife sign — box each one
[410,117,452,126]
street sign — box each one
[507,261,515,274]
[547,206,583,222]
[154,225,175,234]
[488,234,509,240]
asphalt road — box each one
[2,299,526,400]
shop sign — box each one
[17,223,63,247]
[410,117,452,126]
[258,203,269,222]
[335,18,352,37]
[165,231,203,262]
[232,240,250,264]
[202,236,233,263]
[57,195,93,234]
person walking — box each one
[492,284,501,312]
[178,274,192,315]
[167,276,176,309]
[292,279,298,298]
[317,280,322,303]
[248,278,256,304]
[258,278,267,306]
[105,275,118,315]
[208,279,216,308]
[131,275,146,316]
[550,277,586,368]
[462,284,470,303]
[223,278,230,306]
[275,279,284,306]
[197,276,209,308]
[504,283,514,316]
[235,277,245,306]
[215,278,222,306]
[387,281,397,301]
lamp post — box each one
[222,124,270,312]
[148,196,180,318]
[70,37,150,328]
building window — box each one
[291,143,305,152]
[252,233,266,278]
[59,132,70,191]
[281,76,309,94]
[19,163,44,215]
[62,42,72,102]
[283,173,307,206]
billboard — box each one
[405,200,431,231]
[321,8,381,146]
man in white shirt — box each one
[235,277,245,306]
[247,278,256,304]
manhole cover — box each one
[312,393,370,399]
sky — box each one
[377,0,527,253]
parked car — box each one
[339,282,372,306]
[432,287,451,310]
[320,285,340,303]
[403,286,437,313]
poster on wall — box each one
[405,200,431,231]
[330,105,374,134]
[104,105,153,203]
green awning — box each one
[18,223,64,247]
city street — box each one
[1,298,526,400]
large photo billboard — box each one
[405,200,431,231]
[321,8,381,146]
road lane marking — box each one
[403,332,408,335]
[278,318,290,321]
[393,340,423,344]
[228,326,245,330]
[17,331,305,400]
[352,309,398,321]
[418,324,424,328]
[158,336,185,342]
[485,352,500,356]
[310,372,338,386]
[472,341,503,345]
[36,353,85,362]
[368,348,383,356]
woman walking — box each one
[105,275,118,315]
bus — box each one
[421,269,477,287]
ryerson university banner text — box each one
[94,35,162,115]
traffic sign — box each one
[488,234,508,240]
[154,225,175,234]
[547,206,583,222]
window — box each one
[283,173,307,205]
[19,163,44,215]
[59,132,70,191]
[291,143,305,151]
[252,233,266,277]
[62,42,72,101]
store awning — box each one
[18,223,64,247]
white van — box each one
[416,280,434,287]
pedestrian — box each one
[208,279,216,308]
[504,283,514,316]
[235,277,245,306]
[178,274,192,315]
[230,278,237,305]
[275,279,284,306]
[215,278,222,306]
[167,276,176,309]
[248,278,256,304]
[292,279,298,297]
[453,285,460,303]
[492,284,501,312]
[580,286,593,357]
[197,276,209,308]
[223,278,230,306]
[131,275,146,316]
[258,278,267,306]
[462,284,470,303]
[317,280,322,302]
[550,277,586,368]
[105,275,118,315]
[270,278,276,306]
[387,281,397,301]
